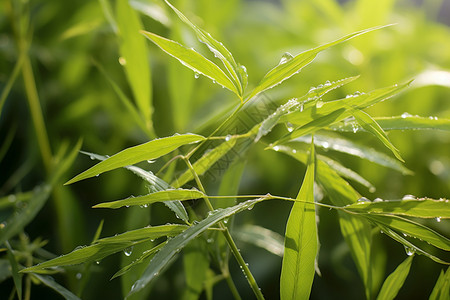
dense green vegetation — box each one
[1,0,449,299]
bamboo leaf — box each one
[32,274,81,300]
[128,197,265,296]
[344,198,450,219]
[65,134,205,185]
[116,0,153,126]
[247,25,391,100]
[280,138,317,300]
[21,225,187,273]
[141,31,239,96]
[376,255,413,300]
[172,138,237,188]
[93,189,205,209]
[182,238,209,300]
[429,267,450,300]
[350,108,404,162]
[164,0,244,95]
[330,115,450,132]
[6,241,22,300]
[234,225,284,257]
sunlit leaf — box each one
[128,197,265,296]
[182,238,209,300]
[234,225,284,257]
[429,267,450,300]
[247,25,391,100]
[164,0,244,96]
[376,255,413,300]
[141,31,239,96]
[21,225,187,273]
[93,189,205,209]
[172,138,237,188]
[281,138,317,300]
[65,134,205,185]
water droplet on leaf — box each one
[279,52,294,64]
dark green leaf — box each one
[32,274,81,300]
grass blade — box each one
[32,274,81,300]
[172,138,237,188]
[5,241,22,300]
[164,0,244,96]
[280,138,317,300]
[128,197,265,296]
[247,25,391,100]
[429,267,450,300]
[141,31,239,96]
[116,0,153,129]
[93,189,205,209]
[376,255,413,300]
[65,134,205,185]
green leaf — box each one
[349,108,403,162]
[0,185,51,246]
[365,214,450,251]
[164,0,244,96]
[93,189,205,209]
[376,255,413,300]
[128,197,265,296]
[235,225,284,257]
[21,225,187,273]
[65,134,205,185]
[182,238,209,300]
[247,25,391,100]
[330,115,450,132]
[344,198,450,219]
[280,138,317,300]
[429,267,450,300]
[6,241,22,300]
[141,30,239,96]
[116,0,153,127]
[32,274,81,300]
[291,134,412,175]
[172,138,237,188]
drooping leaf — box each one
[65,134,205,185]
[32,274,81,300]
[429,267,450,300]
[349,108,403,162]
[247,25,391,100]
[365,214,450,251]
[280,138,317,300]
[235,225,284,257]
[376,255,413,300]
[292,134,412,175]
[164,0,244,96]
[21,225,187,273]
[330,115,450,132]
[344,198,450,219]
[93,189,205,209]
[172,138,237,188]
[128,197,265,296]
[141,30,239,96]
[116,0,153,128]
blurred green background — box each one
[1,0,449,299]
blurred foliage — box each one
[0,0,449,299]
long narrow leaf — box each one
[376,255,413,300]
[128,197,266,296]
[247,25,391,100]
[6,241,22,300]
[281,138,317,300]
[32,274,81,300]
[429,267,450,300]
[234,225,284,257]
[141,31,239,96]
[65,134,205,185]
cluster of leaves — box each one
[1,0,449,299]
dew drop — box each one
[402,194,416,200]
[0,222,6,229]
[95,261,100,265]
[404,246,415,256]
[76,273,82,280]
[292,149,297,154]
[194,72,200,79]
[90,155,96,160]
[225,134,232,142]
[147,160,155,164]
[286,122,294,132]
[373,198,383,202]
[401,112,412,119]
[118,57,126,66]
[322,141,329,149]
[273,146,280,151]
[316,100,324,108]
[279,52,294,64]
[436,217,442,222]
[357,197,370,203]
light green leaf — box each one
[344,198,450,219]
[182,238,209,300]
[93,189,205,209]
[247,25,391,100]
[172,138,237,188]
[116,0,153,127]
[65,134,205,185]
[235,225,284,257]
[164,0,244,96]
[0,185,51,246]
[365,214,450,251]
[350,108,403,162]
[330,115,450,132]
[141,30,239,96]
[280,138,317,300]
[128,197,265,296]
[292,134,412,175]
[21,225,187,273]
[429,267,450,300]
[32,274,81,300]
[6,241,22,300]
[376,255,413,300]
